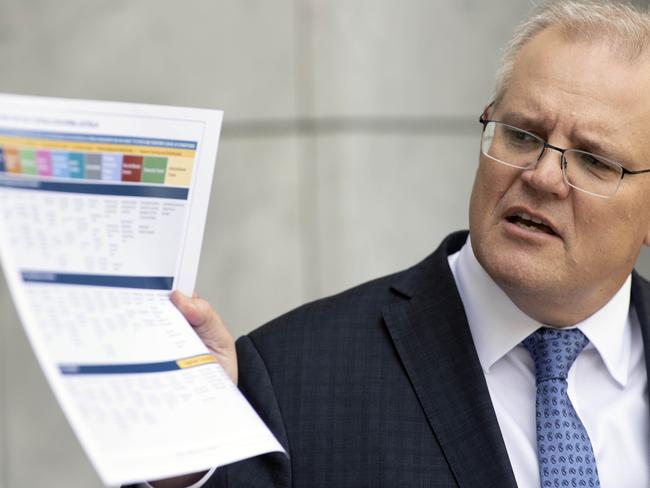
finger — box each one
[170,290,238,384]
[171,290,209,327]
[170,290,233,348]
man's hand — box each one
[171,291,238,385]
[147,293,235,488]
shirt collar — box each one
[448,236,632,387]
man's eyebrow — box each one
[570,131,622,160]
[496,111,548,131]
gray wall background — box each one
[1,0,650,486]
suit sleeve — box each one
[203,334,292,488]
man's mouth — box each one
[506,212,557,236]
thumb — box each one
[170,290,238,384]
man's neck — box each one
[497,281,626,327]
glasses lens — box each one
[563,150,623,198]
[481,121,542,169]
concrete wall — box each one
[1,0,649,486]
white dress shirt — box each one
[448,237,650,488]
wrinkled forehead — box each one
[494,28,650,165]
[496,15,650,105]
[514,27,650,90]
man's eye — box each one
[581,154,608,169]
[578,153,619,178]
[503,127,537,144]
[512,131,531,141]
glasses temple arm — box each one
[622,167,650,178]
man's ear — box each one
[481,102,494,119]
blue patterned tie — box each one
[522,328,600,488]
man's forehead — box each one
[498,29,650,137]
[520,24,650,69]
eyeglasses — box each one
[478,113,650,198]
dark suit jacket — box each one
[205,231,650,487]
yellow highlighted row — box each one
[176,354,217,369]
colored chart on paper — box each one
[0,129,197,187]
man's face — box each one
[469,26,650,325]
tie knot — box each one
[522,327,589,382]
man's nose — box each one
[520,146,571,199]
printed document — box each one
[0,94,283,486]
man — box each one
[148,0,650,486]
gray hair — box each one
[494,0,650,104]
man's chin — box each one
[475,244,563,296]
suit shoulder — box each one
[241,231,466,352]
[246,267,410,346]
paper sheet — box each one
[0,94,284,486]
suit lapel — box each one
[383,232,517,488]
